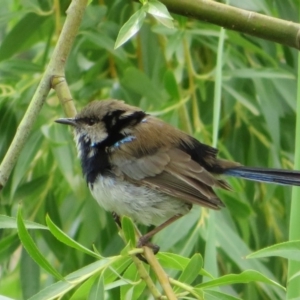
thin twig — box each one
[51,76,77,117]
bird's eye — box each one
[86,118,96,126]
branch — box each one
[160,0,300,50]
[143,247,177,300]
[0,0,87,190]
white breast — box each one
[89,175,190,226]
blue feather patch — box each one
[113,135,136,148]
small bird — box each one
[56,99,300,251]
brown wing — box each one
[109,142,229,209]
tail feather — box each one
[223,166,300,186]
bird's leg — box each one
[137,214,184,254]
[112,211,122,228]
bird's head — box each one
[55,99,147,158]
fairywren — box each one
[56,99,300,250]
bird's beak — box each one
[55,118,77,127]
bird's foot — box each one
[112,212,121,228]
[137,236,160,255]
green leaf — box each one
[28,258,114,300]
[247,240,300,261]
[20,249,40,299]
[11,131,43,196]
[88,274,105,300]
[120,263,146,300]
[0,234,20,264]
[0,215,47,230]
[157,252,188,270]
[196,270,285,290]
[146,0,173,20]
[69,275,97,300]
[177,253,203,285]
[0,12,48,61]
[164,70,180,100]
[121,216,136,248]
[145,0,174,28]
[103,257,132,284]
[121,67,162,104]
[0,295,16,300]
[222,84,259,116]
[17,208,64,281]
[204,290,243,300]
[114,8,146,49]
[46,215,102,259]
[157,252,211,279]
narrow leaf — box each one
[46,215,101,259]
[204,290,243,300]
[196,270,284,290]
[0,13,48,61]
[17,208,64,280]
[146,0,173,19]
[114,9,146,49]
[88,274,105,300]
[177,253,203,285]
[247,240,300,261]
[145,0,174,28]
[20,249,40,299]
[0,215,48,230]
[121,216,136,248]
[28,258,113,300]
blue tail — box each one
[223,167,300,186]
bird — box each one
[56,99,300,252]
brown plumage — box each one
[56,99,300,251]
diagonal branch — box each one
[0,0,86,190]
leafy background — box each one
[0,0,299,299]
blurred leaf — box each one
[82,31,127,61]
[28,258,114,300]
[14,176,49,202]
[120,263,146,300]
[223,84,259,116]
[46,215,101,259]
[88,274,105,300]
[20,249,40,299]
[115,8,146,49]
[247,240,300,261]
[0,234,20,264]
[0,215,47,230]
[121,67,162,104]
[196,270,284,290]
[0,12,48,61]
[157,252,188,270]
[204,290,243,300]
[11,131,43,196]
[224,68,295,79]
[103,257,132,284]
[0,295,17,300]
[17,208,63,280]
[177,253,203,285]
[145,0,174,28]
[164,70,180,100]
[121,216,136,248]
